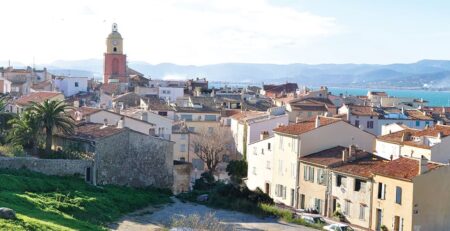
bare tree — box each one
[190,126,234,173]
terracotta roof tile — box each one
[405,110,433,120]
[378,125,450,149]
[68,122,124,140]
[274,116,341,135]
[348,105,380,116]
[15,92,62,106]
[372,157,442,181]
[332,155,387,178]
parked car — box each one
[323,223,354,231]
[301,214,326,224]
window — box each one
[377,183,386,200]
[278,160,283,175]
[268,143,271,150]
[180,114,193,121]
[416,120,420,127]
[207,127,214,133]
[192,158,204,170]
[275,184,285,198]
[359,204,366,220]
[337,175,346,188]
[396,186,402,204]
[261,148,264,154]
[355,120,360,128]
[74,82,79,87]
[344,200,351,216]
[307,111,313,117]
[314,198,322,214]
[205,115,217,121]
[303,165,315,182]
[425,121,430,126]
[266,161,271,169]
[180,134,187,140]
[158,111,168,117]
[354,179,366,192]
[291,163,296,178]
[180,144,186,152]
[317,169,325,185]
[367,121,374,129]
[188,127,195,132]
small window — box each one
[396,186,402,204]
[344,200,351,215]
[268,143,271,150]
[113,47,117,52]
[355,179,366,192]
[337,175,346,188]
[74,82,79,87]
[367,121,374,129]
[188,127,195,132]
[416,120,420,127]
[180,144,186,152]
[359,204,366,220]
[355,120,360,128]
[378,183,386,200]
[180,134,187,140]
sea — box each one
[209,82,450,107]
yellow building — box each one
[371,157,450,231]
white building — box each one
[230,107,288,158]
[375,124,450,163]
[54,76,88,97]
[247,134,274,195]
[158,87,184,103]
[247,116,376,208]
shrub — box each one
[193,171,216,190]
[226,160,247,184]
[0,145,26,157]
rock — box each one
[0,207,16,220]
[196,194,208,202]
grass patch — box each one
[0,169,171,230]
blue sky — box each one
[1,0,449,65]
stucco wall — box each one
[412,166,450,231]
[247,137,274,194]
[298,163,328,216]
[95,130,174,188]
[173,162,193,194]
[0,157,93,178]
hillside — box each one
[0,169,171,230]
[5,59,450,88]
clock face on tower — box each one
[112,40,118,46]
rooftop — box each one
[372,157,442,181]
[274,116,341,136]
[15,91,62,106]
[59,122,124,140]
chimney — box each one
[437,131,444,139]
[141,111,148,122]
[401,107,405,115]
[260,131,269,140]
[296,117,301,123]
[342,148,349,163]
[315,115,321,128]
[349,145,357,161]
[117,117,124,129]
[419,156,428,175]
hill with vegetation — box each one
[0,169,171,230]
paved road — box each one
[111,197,316,231]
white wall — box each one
[247,137,274,194]
[55,77,88,97]
[159,87,184,102]
[375,140,401,160]
[143,111,173,140]
[88,110,155,135]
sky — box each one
[1,0,450,66]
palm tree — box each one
[28,100,75,154]
[8,111,40,154]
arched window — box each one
[112,58,119,75]
[113,47,117,52]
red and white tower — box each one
[103,23,127,84]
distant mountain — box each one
[4,59,450,89]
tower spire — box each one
[112,23,118,32]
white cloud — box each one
[0,0,338,65]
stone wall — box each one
[95,129,174,188]
[0,157,94,179]
[173,161,193,194]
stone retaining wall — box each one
[0,157,94,180]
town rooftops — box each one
[274,116,341,136]
[58,122,124,140]
[15,91,62,106]
[141,95,174,111]
[221,109,241,117]
[263,83,298,93]
[371,157,442,181]
[231,110,267,122]
[69,107,102,121]
[377,125,450,149]
[404,110,433,120]
[348,105,380,116]
[100,83,120,95]
[172,122,189,134]
[332,155,387,178]
[368,91,388,97]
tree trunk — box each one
[45,127,52,154]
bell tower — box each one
[104,23,127,84]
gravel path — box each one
[110,197,316,231]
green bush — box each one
[193,171,216,190]
[0,145,26,157]
[226,160,247,184]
